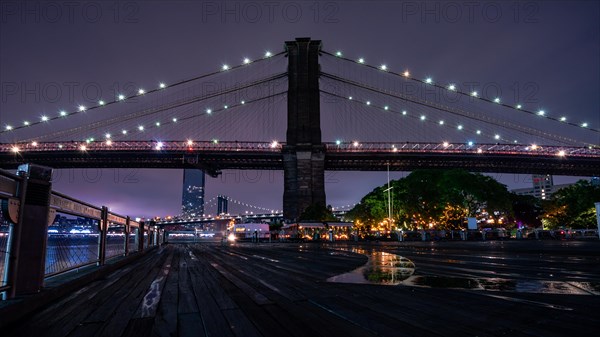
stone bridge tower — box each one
[282,38,326,221]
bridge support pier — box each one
[283,146,326,221]
[283,38,326,221]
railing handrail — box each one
[51,190,103,212]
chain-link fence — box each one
[128,227,138,253]
[45,214,100,276]
[106,225,126,259]
[0,205,11,288]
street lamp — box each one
[383,162,394,233]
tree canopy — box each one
[347,169,513,230]
[543,180,600,229]
[347,171,600,231]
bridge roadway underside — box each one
[2,241,599,337]
[1,150,599,176]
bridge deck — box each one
[4,242,600,337]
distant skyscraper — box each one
[512,174,574,200]
[182,169,205,217]
[217,195,228,215]
[532,174,553,200]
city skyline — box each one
[1,1,598,218]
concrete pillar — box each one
[283,38,326,221]
[7,164,52,296]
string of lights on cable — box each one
[8,91,288,153]
[322,50,597,134]
[321,90,527,147]
[16,73,287,144]
[320,72,593,148]
[2,50,285,134]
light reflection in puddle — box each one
[327,248,415,285]
[327,248,599,295]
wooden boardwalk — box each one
[3,242,600,337]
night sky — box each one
[1,1,599,218]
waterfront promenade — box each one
[2,241,600,337]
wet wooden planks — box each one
[4,242,599,337]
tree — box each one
[347,169,513,230]
[543,180,600,229]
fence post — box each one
[98,206,108,266]
[139,221,145,252]
[7,164,52,297]
[124,216,130,255]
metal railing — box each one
[0,221,10,289]
[105,225,126,260]
[0,166,161,298]
[128,228,138,253]
[324,142,600,158]
[3,141,598,158]
[45,230,100,277]
[1,141,282,153]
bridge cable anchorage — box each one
[1,51,286,135]
[320,72,593,148]
[15,73,287,143]
[322,50,598,134]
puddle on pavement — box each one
[327,248,599,295]
[327,249,416,286]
